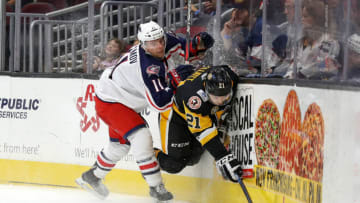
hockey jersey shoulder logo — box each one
[187,96,202,110]
[146,65,160,77]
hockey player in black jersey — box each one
[156,65,243,182]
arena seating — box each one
[21,2,56,14]
[37,0,67,10]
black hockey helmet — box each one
[204,65,233,96]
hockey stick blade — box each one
[238,177,253,203]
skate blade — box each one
[153,198,174,203]
[75,177,107,200]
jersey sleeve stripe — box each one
[145,90,173,111]
[159,109,172,154]
[166,44,184,60]
[197,125,218,145]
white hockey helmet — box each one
[137,21,165,46]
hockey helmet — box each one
[137,21,165,46]
[204,65,233,96]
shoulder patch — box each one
[187,96,202,110]
[197,89,208,102]
[146,65,160,77]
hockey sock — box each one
[128,128,162,187]
[94,142,130,179]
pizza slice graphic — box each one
[255,99,281,168]
[278,90,302,175]
[299,103,324,182]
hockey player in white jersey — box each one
[75,21,214,202]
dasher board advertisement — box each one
[0,76,213,179]
[227,83,360,203]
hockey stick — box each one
[185,0,192,64]
[238,177,253,203]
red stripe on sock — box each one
[139,161,158,170]
[97,156,116,168]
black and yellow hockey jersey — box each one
[171,66,239,147]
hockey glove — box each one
[216,153,243,182]
[167,65,195,90]
[191,32,214,55]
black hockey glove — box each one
[216,153,243,182]
[167,65,195,90]
[191,32,214,54]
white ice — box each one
[0,184,189,203]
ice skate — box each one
[149,183,173,203]
[75,167,109,199]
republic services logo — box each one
[0,98,40,119]
[76,84,100,132]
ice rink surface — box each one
[0,184,189,203]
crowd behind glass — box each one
[189,0,360,82]
[5,0,360,83]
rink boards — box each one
[0,75,359,202]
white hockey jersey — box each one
[96,33,189,113]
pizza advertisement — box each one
[251,89,325,202]
[254,99,281,169]
[254,90,324,181]
[226,83,360,203]
[278,90,302,175]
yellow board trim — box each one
[0,159,206,202]
[0,159,311,203]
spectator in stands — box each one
[276,0,301,52]
[183,0,232,28]
[203,0,217,15]
[351,0,360,33]
[345,33,360,81]
[186,0,234,28]
[269,0,303,76]
[82,38,127,74]
[219,5,251,73]
[221,7,250,52]
[185,0,228,16]
[267,0,286,25]
[284,0,341,80]
[344,0,360,34]
[233,0,282,76]
[327,0,343,36]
